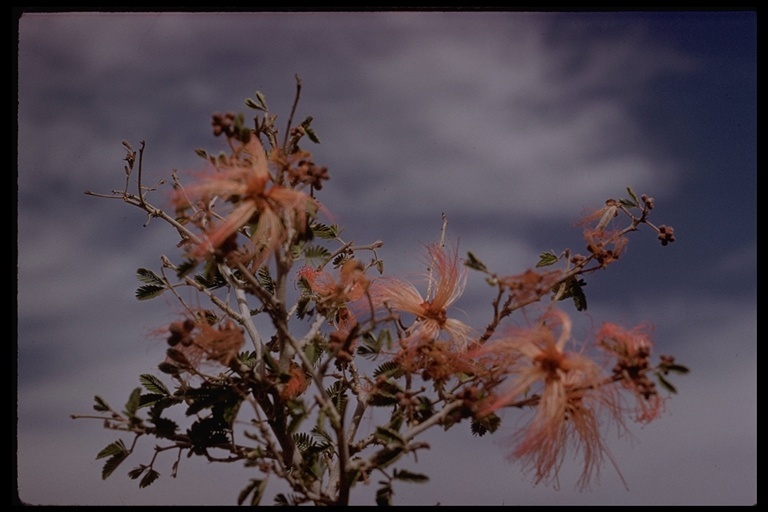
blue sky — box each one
[16,11,756,505]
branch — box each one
[218,263,264,359]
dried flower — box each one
[164,315,245,370]
[596,322,665,423]
[297,259,369,333]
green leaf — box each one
[572,285,587,311]
[135,284,165,301]
[293,432,314,451]
[194,270,227,290]
[238,479,267,506]
[96,439,128,460]
[464,251,488,272]
[372,361,403,379]
[303,244,331,263]
[127,466,146,480]
[310,425,334,447]
[93,395,111,412]
[157,361,180,376]
[619,198,637,208]
[101,452,129,480]
[324,381,348,416]
[124,387,142,417]
[311,222,339,239]
[413,396,435,423]
[376,484,393,506]
[139,374,170,395]
[664,363,690,375]
[555,277,588,311]
[393,469,429,483]
[301,116,321,144]
[471,413,501,436]
[245,91,269,112]
[138,393,167,409]
[232,113,247,136]
[136,268,164,286]
[358,330,392,359]
[657,373,678,394]
[274,494,299,506]
[257,265,275,294]
[626,186,640,206]
[331,253,348,268]
[165,348,191,367]
[139,469,160,488]
[368,380,403,407]
[305,126,320,144]
[536,251,559,268]
[149,415,179,439]
[375,426,405,446]
[255,91,268,110]
[175,258,198,279]
[296,295,312,320]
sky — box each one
[15,10,757,506]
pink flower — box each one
[596,322,665,423]
[369,243,473,350]
[297,260,369,333]
[174,137,317,267]
[479,310,625,489]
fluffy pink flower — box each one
[479,310,625,489]
[369,243,473,350]
[174,137,316,267]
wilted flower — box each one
[297,259,369,333]
[596,322,665,423]
[165,315,245,369]
[578,199,628,268]
[498,268,563,308]
[297,260,370,368]
[298,260,368,306]
[278,362,310,401]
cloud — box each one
[301,13,696,223]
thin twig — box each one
[137,140,147,207]
[282,74,302,152]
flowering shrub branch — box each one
[77,77,687,505]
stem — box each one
[136,140,147,207]
[282,74,303,153]
[219,263,264,359]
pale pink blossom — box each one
[369,243,473,349]
[174,137,316,267]
[479,310,625,489]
